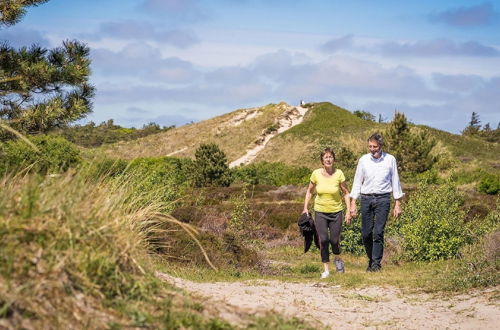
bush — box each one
[449,168,486,185]
[397,184,470,261]
[127,157,194,211]
[478,173,500,195]
[0,135,80,175]
[444,228,500,289]
[340,218,365,255]
[234,161,310,186]
[84,157,129,178]
[193,143,233,187]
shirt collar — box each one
[370,151,385,162]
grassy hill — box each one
[99,102,293,161]
[99,101,500,174]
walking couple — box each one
[302,133,404,278]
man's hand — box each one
[302,208,309,215]
[393,200,402,218]
[349,200,358,217]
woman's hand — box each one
[302,208,309,215]
[344,211,352,224]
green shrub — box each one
[0,135,80,175]
[398,184,470,261]
[444,228,499,289]
[415,169,441,184]
[449,168,485,185]
[84,157,129,178]
[478,173,500,195]
[341,217,365,256]
[193,143,233,187]
[234,162,310,186]
[127,157,194,211]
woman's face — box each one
[322,153,335,167]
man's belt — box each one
[360,193,391,197]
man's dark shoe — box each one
[371,265,381,272]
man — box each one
[350,133,404,272]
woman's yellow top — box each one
[310,168,345,213]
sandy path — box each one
[229,106,308,168]
[157,272,499,329]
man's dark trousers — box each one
[360,193,391,269]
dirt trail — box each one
[229,105,308,168]
[157,272,499,329]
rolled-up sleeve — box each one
[350,159,363,200]
[391,157,404,200]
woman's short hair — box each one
[368,133,384,147]
[320,147,336,163]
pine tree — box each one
[1,1,94,139]
[385,112,436,174]
[0,0,49,27]
[193,143,233,187]
[462,112,481,136]
[353,110,375,122]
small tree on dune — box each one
[462,112,481,136]
[385,112,436,174]
[193,143,233,187]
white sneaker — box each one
[320,271,330,279]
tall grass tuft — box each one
[0,167,215,328]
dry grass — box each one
[100,103,291,161]
[0,169,219,328]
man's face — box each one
[368,140,382,158]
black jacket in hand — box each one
[297,213,320,253]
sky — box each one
[2,0,500,133]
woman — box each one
[303,147,351,278]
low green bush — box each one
[449,168,485,185]
[0,135,81,176]
[341,218,365,256]
[127,157,194,211]
[478,173,500,195]
[84,157,129,178]
[397,184,470,261]
[234,161,310,186]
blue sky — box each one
[2,0,500,133]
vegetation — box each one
[193,143,233,187]
[462,112,500,143]
[478,173,500,195]
[396,184,469,261]
[0,0,48,26]
[51,120,175,147]
[0,168,227,328]
[353,110,375,122]
[0,134,81,175]
[1,0,94,139]
[234,161,310,186]
[385,112,437,175]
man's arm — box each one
[391,156,404,218]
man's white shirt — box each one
[350,152,404,200]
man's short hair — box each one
[368,133,384,147]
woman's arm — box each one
[303,182,315,214]
[340,181,352,224]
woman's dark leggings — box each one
[314,211,343,263]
